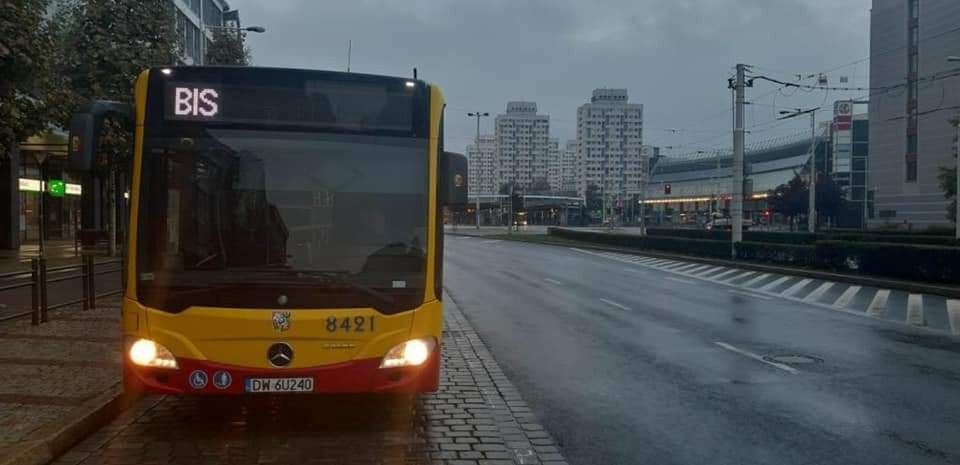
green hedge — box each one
[646,228,957,246]
[547,228,960,284]
[734,242,817,267]
[817,240,960,284]
[547,228,730,258]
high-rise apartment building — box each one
[466,135,497,196]
[495,102,551,190]
[576,89,646,196]
[560,140,578,193]
[546,139,561,192]
[869,0,960,228]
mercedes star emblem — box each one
[267,343,294,367]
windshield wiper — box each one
[297,270,395,306]
[218,267,396,306]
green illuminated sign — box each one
[48,179,65,197]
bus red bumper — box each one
[126,349,440,395]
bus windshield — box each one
[136,129,429,313]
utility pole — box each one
[731,64,748,257]
[467,112,489,229]
[809,111,817,233]
[778,107,820,233]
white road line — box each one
[832,285,861,308]
[947,300,960,335]
[697,267,729,278]
[725,271,755,282]
[728,289,773,300]
[665,276,696,285]
[691,266,722,276]
[682,265,713,275]
[714,342,799,375]
[637,258,660,264]
[803,282,834,303]
[543,278,562,286]
[742,273,770,287]
[599,298,631,311]
[670,263,702,273]
[660,262,690,271]
[708,269,740,281]
[647,259,676,268]
[867,290,891,318]
[781,279,812,297]
[906,294,924,326]
[759,276,791,291]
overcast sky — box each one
[226,0,871,155]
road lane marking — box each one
[947,300,960,335]
[599,298,631,311]
[697,267,729,278]
[866,290,891,317]
[709,269,739,281]
[660,262,690,271]
[647,259,675,268]
[759,276,791,291]
[781,279,812,297]
[728,289,773,300]
[832,286,861,308]
[665,276,696,285]
[725,271,755,282]
[682,265,713,275]
[637,258,660,264]
[714,342,799,375]
[692,266,722,276]
[742,273,770,287]
[803,282,834,302]
[906,294,924,326]
[670,263,702,273]
[543,278,562,286]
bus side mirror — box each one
[67,100,132,172]
[439,151,468,206]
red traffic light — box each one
[763,209,771,217]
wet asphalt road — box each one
[444,235,960,465]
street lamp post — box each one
[779,107,820,233]
[948,56,960,239]
[467,112,489,229]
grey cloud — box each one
[228,0,870,152]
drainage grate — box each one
[763,354,823,365]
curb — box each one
[482,234,960,299]
[0,384,137,465]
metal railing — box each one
[0,256,124,324]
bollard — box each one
[30,259,39,326]
[86,255,96,310]
[39,257,48,323]
[81,256,90,311]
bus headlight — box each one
[129,339,178,369]
[379,337,436,369]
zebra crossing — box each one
[571,248,960,336]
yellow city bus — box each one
[68,67,467,394]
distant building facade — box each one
[830,100,870,228]
[494,102,551,191]
[576,89,646,196]
[171,0,237,65]
[560,140,578,193]
[546,138,561,192]
[467,134,497,196]
[869,0,960,228]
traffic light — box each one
[664,183,672,195]
[511,193,523,212]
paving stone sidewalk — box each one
[0,299,122,464]
[50,294,568,465]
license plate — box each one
[244,377,314,393]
